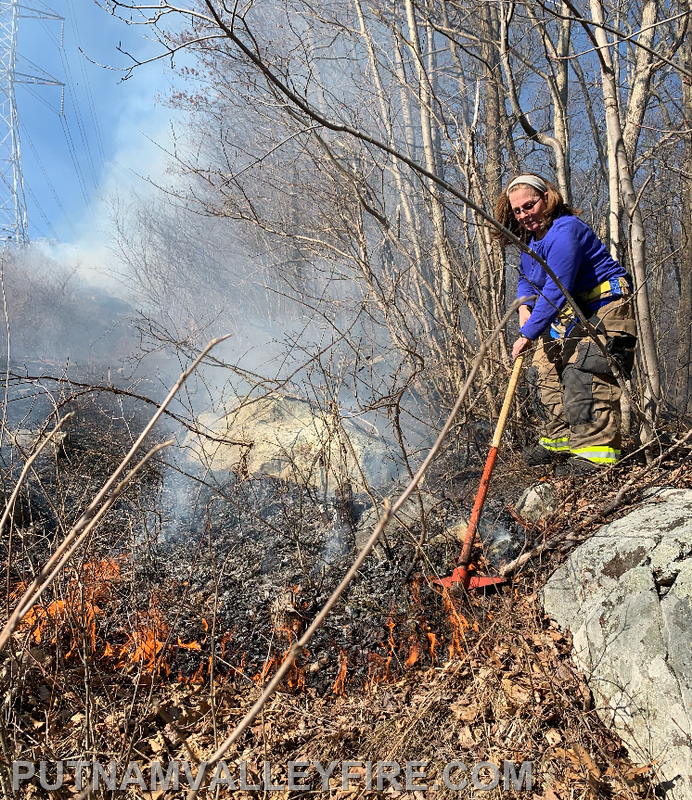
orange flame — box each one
[427,632,438,663]
[286,655,306,690]
[404,638,421,667]
[386,616,396,650]
[177,637,201,651]
[332,650,348,696]
[252,656,277,684]
[443,590,469,661]
[20,559,122,655]
[117,603,169,673]
[190,660,205,684]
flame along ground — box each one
[12,562,486,696]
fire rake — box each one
[433,354,524,591]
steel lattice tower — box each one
[0,0,27,244]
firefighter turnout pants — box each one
[531,296,637,465]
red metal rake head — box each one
[431,566,507,592]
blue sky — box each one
[17,0,178,279]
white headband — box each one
[507,175,548,195]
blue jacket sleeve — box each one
[516,266,535,309]
[520,226,583,340]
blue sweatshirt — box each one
[517,214,626,341]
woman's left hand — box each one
[512,336,533,360]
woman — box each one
[494,173,637,476]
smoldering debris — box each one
[1,365,526,695]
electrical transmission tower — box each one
[0,0,27,244]
[0,0,62,245]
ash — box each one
[2,372,526,695]
[137,456,525,692]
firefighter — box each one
[494,173,637,476]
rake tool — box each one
[432,354,524,591]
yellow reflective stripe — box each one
[582,279,613,303]
[554,278,630,336]
[540,437,570,452]
[570,446,620,464]
[580,276,629,303]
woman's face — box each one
[508,186,548,238]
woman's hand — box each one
[512,336,533,360]
[513,305,533,359]
[518,304,532,328]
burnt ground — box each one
[1,376,690,798]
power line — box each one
[18,113,77,237]
[24,178,57,238]
[65,0,106,165]
[56,37,99,189]
[60,112,89,205]
[29,11,98,228]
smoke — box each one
[0,247,135,367]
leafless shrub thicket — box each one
[101,0,692,445]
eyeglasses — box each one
[512,198,544,216]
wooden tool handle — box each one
[458,354,525,572]
[491,354,524,449]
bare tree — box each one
[103,0,692,443]
[675,5,692,412]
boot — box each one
[521,444,566,466]
[554,457,603,477]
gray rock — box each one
[183,394,401,491]
[5,427,68,456]
[7,428,34,450]
[428,518,469,547]
[516,482,557,524]
[542,488,692,799]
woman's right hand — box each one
[512,336,533,360]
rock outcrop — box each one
[542,488,692,799]
[183,393,399,491]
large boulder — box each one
[183,393,399,491]
[542,488,692,799]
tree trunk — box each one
[589,0,660,431]
[675,25,692,413]
[403,0,457,323]
[499,1,570,199]
[621,0,657,162]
